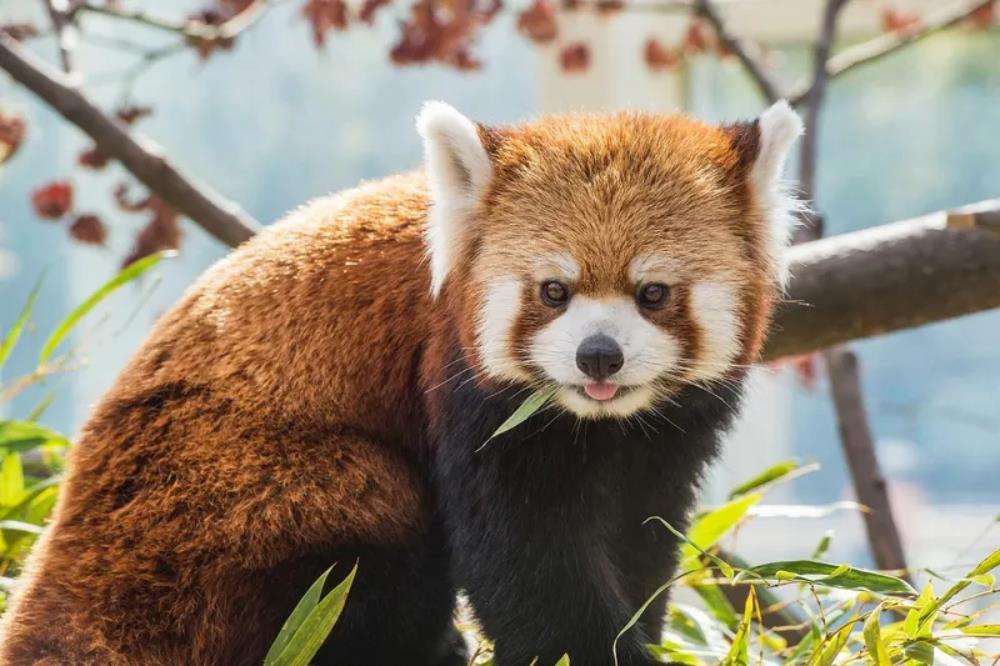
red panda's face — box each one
[419,103,801,418]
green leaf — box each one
[265,563,356,666]
[727,460,800,499]
[0,421,70,454]
[692,584,739,632]
[680,494,761,571]
[0,454,24,507]
[646,516,735,579]
[0,476,61,521]
[915,546,1000,633]
[905,582,935,639]
[958,624,1000,637]
[38,251,170,365]
[901,639,935,664]
[484,385,559,443]
[263,565,335,666]
[810,532,832,560]
[0,274,43,372]
[863,603,890,666]
[613,567,696,666]
[808,614,856,666]
[719,589,754,666]
[553,655,571,666]
[746,560,916,595]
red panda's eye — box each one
[637,283,670,309]
[540,281,570,307]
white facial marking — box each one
[629,253,680,285]
[687,281,741,382]
[753,100,804,286]
[530,295,682,417]
[535,253,580,282]
[477,278,532,382]
[417,101,492,296]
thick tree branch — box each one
[695,0,781,104]
[788,0,993,107]
[763,204,1000,360]
[0,34,260,248]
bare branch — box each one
[41,0,77,74]
[825,347,909,580]
[795,0,849,236]
[0,34,260,247]
[76,0,270,45]
[763,205,1000,360]
[694,0,781,104]
[789,0,993,107]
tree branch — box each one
[788,0,994,107]
[42,0,77,74]
[763,203,1000,360]
[825,347,909,577]
[795,0,848,237]
[76,0,270,45]
[694,0,782,104]
[0,34,260,247]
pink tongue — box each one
[584,382,619,401]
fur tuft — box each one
[416,101,492,296]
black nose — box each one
[576,334,624,381]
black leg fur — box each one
[433,366,744,666]
[308,521,464,666]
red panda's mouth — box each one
[573,383,636,402]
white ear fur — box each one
[750,100,804,285]
[416,101,493,296]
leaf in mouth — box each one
[481,384,560,448]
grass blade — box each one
[38,252,170,365]
[0,274,43,372]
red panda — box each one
[0,101,801,666]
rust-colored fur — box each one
[0,110,787,665]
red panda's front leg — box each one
[0,382,452,665]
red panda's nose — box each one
[576,334,624,381]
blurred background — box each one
[1,0,998,585]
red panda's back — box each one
[110,171,436,447]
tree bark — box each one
[0,33,260,248]
[764,209,1000,360]
[825,347,909,574]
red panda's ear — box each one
[417,101,493,296]
[728,100,803,285]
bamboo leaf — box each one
[747,560,916,595]
[0,421,69,454]
[646,516,735,579]
[263,565,335,666]
[808,614,856,666]
[0,274,43,372]
[681,494,761,571]
[719,588,754,666]
[727,460,800,499]
[485,385,559,443]
[958,624,1000,637]
[0,454,24,507]
[38,251,170,365]
[266,563,357,666]
[863,603,891,666]
[917,546,1000,633]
